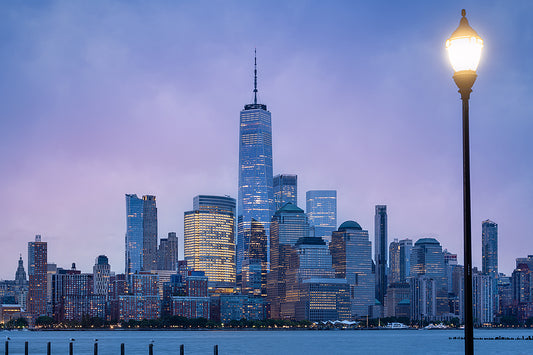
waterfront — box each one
[2,329,533,355]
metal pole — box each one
[47,342,51,355]
[462,93,474,355]
[180,344,184,355]
[120,343,125,355]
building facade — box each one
[374,205,388,305]
[306,190,337,243]
[27,235,47,320]
[482,219,498,278]
[389,239,400,285]
[273,174,297,211]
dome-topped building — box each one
[338,220,362,231]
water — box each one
[2,329,533,354]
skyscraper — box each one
[157,232,179,271]
[15,255,27,287]
[330,221,374,319]
[184,195,236,293]
[399,238,413,283]
[142,195,158,271]
[27,235,47,320]
[273,174,297,211]
[306,190,337,243]
[237,51,274,275]
[374,205,388,304]
[388,239,400,285]
[482,219,498,278]
[125,194,158,276]
[93,255,111,298]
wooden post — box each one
[214,344,218,355]
[47,342,51,355]
[120,343,125,355]
[5,341,8,355]
[94,342,98,355]
[149,343,153,355]
[180,344,184,355]
[25,341,29,355]
[69,342,73,355]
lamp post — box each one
[445,9,483,355]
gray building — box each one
[399,238,413,283]
[482,220,498,278]
[306,190,337,243]
[374,205,388,305]
[389,239,400,285]
[273,174,297,211]
[330,221,374,319]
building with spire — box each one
[237,50,274,284]
[15,255,27,287]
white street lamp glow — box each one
[446,9,483,73]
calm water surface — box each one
[2,329,533,354]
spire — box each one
[254,48,258,105]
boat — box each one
[383,322,410,329]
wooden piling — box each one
[47,342,51,355]
[94,342,98,355]
[180,344,184,355]
[5,341,8,355]
[69,342,73,355]
[214,344,218,355]
[121,343,125,355]
[149,343,154,355]
[25,341,28,355]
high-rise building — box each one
[93,255,111,298]
[125,194,158,276]
[237,52,274,277]
[125,194,144,276]
[374,205,388,305]
[482,220,498,278]
[15,255,27,287]
[157,232,179,271]
[306,190,337,243]
[389,239,400,285]
[399,238,413,283]
[273,174,297,211]
[27,235,47,320]
[409,238,448,320]
[184,195,236,293]
[142,195,158,271]
[330,221,374,319]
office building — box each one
[384,282,410,318]
[306,190,336,243]
[237,53,274,275]
[184,195,236,293]
[273,174,297,211]
[389,239,400,285]
[15,255,27,287]
[482,220,498,278]
[158,232,179,271]
[330,221,374,319]
[93,255,111,298]
[399,238,413,283]
[125,194,144,275]
[142,195,158,271]
[409,238,448,320]
[27,235,47,320]
[374,205,388,305]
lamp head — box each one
[446,9,484,73]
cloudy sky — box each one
[1,1,532,279]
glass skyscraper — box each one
[125,194,158,276]
[184,195,236,293]
[237,54,274,275]
[330,221,374,319]
[399,238,413,283]
[273,174,297,211]
[28,235,47,320]
[374,205,388,305]
[482,219,498,278]
[306,190,337,243]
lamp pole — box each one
[445,9,483,355]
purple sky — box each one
[1,1,532,279]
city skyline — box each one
[1,1,532,279]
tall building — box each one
[125,194,158,276]
[482,220,498,278]
[374,205,388,304]
[306,190,337,243]
[142,195,158,271]
[125,194,144,276]
[409,238,448,320]
[93,255,111,297]
[330,221,374,319]
[273,174,297,211]
[389,239,400,285]
[399,238,413,283]
[237,52,274,276]
[184,195,236,293]
[15,255,27,287]
[27,235,47,320]
[157,232,179,271]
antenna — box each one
[254,48,258,104]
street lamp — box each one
[446,9,483,355]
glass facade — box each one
[330,221,374,319]
[142,195,158,271]
[388,239,400,285]
[27,235,47,319]
[306,190,337,243]
[184,195,236,292]
[482,219,498,278]
[399,238,413,283]
[125,194,144,276]
[374,205,387,304]
[273,174,297,211]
